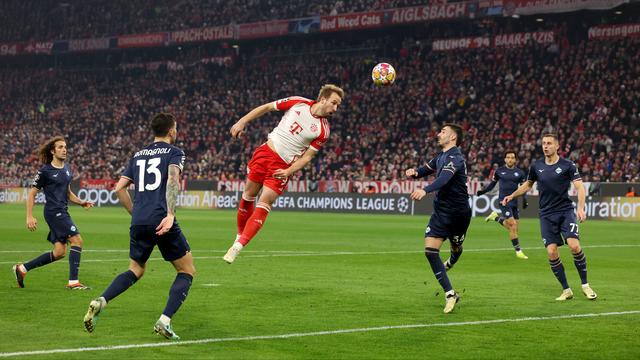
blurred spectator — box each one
[0,0,441,42]
[1,30,639,188]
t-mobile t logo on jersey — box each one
[289,121,303,135]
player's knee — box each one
[131,268,145,279]
[52,249,66,260]
[69,235,83,247]
[176,261,196,276]
[129,262,145,278]
[181,267,196,277]
[567,241,581,253]
[424,247,440,261]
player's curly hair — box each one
[504,150,517,159]
[317,84,345,101]
[38,136,65,165]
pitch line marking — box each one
[0,310,638,358]
[0,244,638,264]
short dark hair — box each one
[151,113,176,137]
[542,133,558,141]
[443,123,463,146]
[504,150,517,159]
[38,136,65,165]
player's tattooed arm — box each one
[166,165,181,216]
[156,165,181,236]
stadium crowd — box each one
[0,0,451,42]
[2,29,638,188]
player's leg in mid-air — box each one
[224,178,262,263]
[486,205,527,259]
[224,145,288,263]
[236,179,262,240]
[224,184,279,263]
[441,210,471,273]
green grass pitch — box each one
[0,204,639,359]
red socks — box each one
[236,195,256,235]
[238,203,270,246]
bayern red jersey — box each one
[268,96,330,164]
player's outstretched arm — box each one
[574,179,587,222]
[273,148,318,180]
[502,181,533,205]
[25,187,38,231]
[114,177,134,215]
[156,165,181,235]
[230,102,277,138]
[406,163,435,179]
[68,186,94,209]
[477,180,497,195]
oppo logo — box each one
[77,189,120,206]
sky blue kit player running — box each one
[478,150,529,259]
[502,133,597,301]
[13,136,94,290]
[83,113,196,340]
[406,123,471,314]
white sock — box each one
[68,280,79,285]
[98,297,107,307]
[445,290,456,297]
[232,241,244,251]
[18,264,27,273]
[159,314,171,325]
[235,234,241,241]
[581,283,590,288]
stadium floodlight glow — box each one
[615,10,622,15]
[511,14,520,19]
[536,18,544,22]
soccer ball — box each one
[371,63,396,86]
